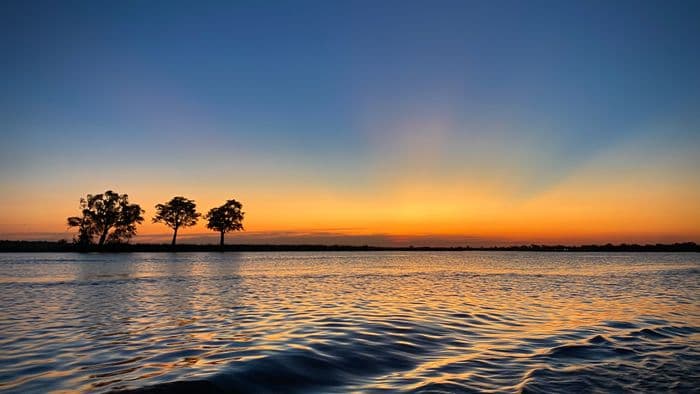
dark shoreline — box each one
[0,240,698,253]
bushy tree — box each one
[153,196,200,246]
[67,211,96,246]
[205,199,244,246]
[67,191,144,246]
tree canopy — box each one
[205,199,245,246]
[153,196,200,246]
[67,191,144,246]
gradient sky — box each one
[1,1,699,246]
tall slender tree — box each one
[67,191,144,246]
[205,199,244,246]
[152,196,200,246]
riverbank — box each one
[0,240,698,253]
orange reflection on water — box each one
[1,252,698,393]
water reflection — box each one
[0,252,698,392]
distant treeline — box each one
[0,240,697,253]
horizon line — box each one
[2,239,699,250]
[1,240,699,254]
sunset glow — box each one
[1,1,699,246]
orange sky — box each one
[2,2,700,246]
[1,128,698,246]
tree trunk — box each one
[98,228,109,246]
[220,231,225,247]
[171,227,178,246]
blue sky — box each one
[1,1,699,244]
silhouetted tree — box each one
[205,199,244,246]
[67,191,144,246]
[67,209,95,246]
[153,196,200,246]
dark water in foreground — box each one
[0,252,699,393]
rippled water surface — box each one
[1,252,699,393]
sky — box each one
[1,0,699,246]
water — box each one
[0,252,699,393]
